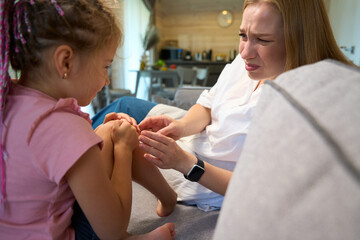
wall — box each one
[325,0,360,65]
[156,0,360,66]
[155,8,242,61]
[107,0,359,100]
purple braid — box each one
[0,0,11,213]
[51,0,64,16]
[14,1,26,45]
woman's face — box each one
[239,2,286,81]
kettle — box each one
[185,51,192,61]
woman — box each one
[94,0,352,211]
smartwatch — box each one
[184,158,205,182]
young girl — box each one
[0,1,176,239]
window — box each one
[111,0,150,99]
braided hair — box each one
[0,0,12,212]
[0,0,121,212]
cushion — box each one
[152,87,209,110]
[214,60,360,239]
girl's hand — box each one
[111,120,139,151]
[103,112,140,133]
[138,130,196,174]
[139,115,183,140]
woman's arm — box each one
[139,103,211,139]
[139,130,232,196]
[199,161,232,196]
[178,103,212,137]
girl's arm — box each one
[65,145,131,240]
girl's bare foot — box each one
[127,223,175,240]
[157,190,178,217]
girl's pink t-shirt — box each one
[0,84,103,239]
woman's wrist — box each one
[179,104,211,137]
[177,152,198,175]
[176,120,186,138]
[177,118,194,138]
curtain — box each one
[142,0,155,11]
[142,0,156,24]
[109,0,150,100]
[141,0,158,68]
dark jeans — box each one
[72,96,157,239]
[71,201,100,240]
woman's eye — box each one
[258,38,271,43]
[239,33,247,39]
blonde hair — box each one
[243,0,353,70]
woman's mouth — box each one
[245,63,260,71]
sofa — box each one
[151,86,211,110]
[127,60,360,239]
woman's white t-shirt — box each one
[194,54,262,165]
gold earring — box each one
[62,72,68,79]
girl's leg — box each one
[92,96,157,129]
[132,147,177,217]
[93,97,176,216]
[96,127,176,238]
[94,122,116,177]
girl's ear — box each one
[54,45,74,79]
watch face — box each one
[218,10,233,28]
[186,164,205,182]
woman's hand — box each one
[138,130,196,174]
[140,128,232,196]
[111,120,139,151]
[139,115,184,140]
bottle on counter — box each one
[229,49,237,61]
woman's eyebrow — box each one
[254,33,273,37]
[239,28,272,37]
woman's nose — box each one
[240,41,256,60]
